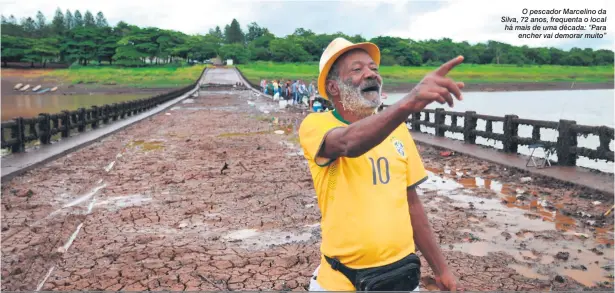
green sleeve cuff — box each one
[408,175,428,189]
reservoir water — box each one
[1,93,157,121]
[384,89,614,173]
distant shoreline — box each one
[382,81,614,94]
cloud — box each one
[386,0,614,50]
[1,0,612,49]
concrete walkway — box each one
[0,67,256,182]
[1,71,207,182]
[411,131,614,195]
[4,66,612,196]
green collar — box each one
[332,109,350,125]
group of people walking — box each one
[260,79,318,108]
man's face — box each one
[335,49,383,117]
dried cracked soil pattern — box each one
[2,90,613,291]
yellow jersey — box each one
[298,110,428,291]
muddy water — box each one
[1,93,155,121]
[422,167,614,288]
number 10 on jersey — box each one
[368,157,390,185]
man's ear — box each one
[326,80,339,97]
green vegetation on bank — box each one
[2,9,614,70]
[238,62,615,85]
[45,65,207,87]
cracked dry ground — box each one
[2,89,614,291]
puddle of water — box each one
[500,195,577,232]
[223,227,317,249]
[508,263,550,280]
[95,194,152,211]
[448,218,613,287]
[562,264,612,287]
[425,171,613,287]
[128,140,164,151]
[424,167,514,195]
[224,228,260,240]
[540,255,554,265]
[420,171,464,191]
[595,226,615,245]
[424,172,577,233]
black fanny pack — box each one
[324,253,421,291]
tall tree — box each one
[51,8,65,35]
[35,11,46,32]
[64,10,73,31]
[83,10,95,27]
[246,22,267,42]
[73,10,83,27]
[208,26,224,44]
[1,14,23,36]
[224,19,244,44]
[21,17,37,37]
[95,11,108,27]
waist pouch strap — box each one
[324,253,421,291]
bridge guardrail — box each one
[1,67,208,154]
[222,67,614,167]
[382,105,614,167]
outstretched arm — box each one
[318,56,465,160]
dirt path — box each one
[1,88,613,291]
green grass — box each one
[45,65,208,88]
[237,61,614,85]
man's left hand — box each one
[435,270,463,291]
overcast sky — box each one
[1,0,613,50]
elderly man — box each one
[299,37,465,291]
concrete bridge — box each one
[1,68,613,291]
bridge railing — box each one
[1,67,208,154]
[234,66,261,90]
[385,105,614,167]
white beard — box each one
[338,79,382,118]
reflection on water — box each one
[425,166,578,232]
[1,93,156,121]
[508,264,550,281]
[422,169,614,287]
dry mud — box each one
[2,89,613,291]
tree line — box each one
[2,9,613,67]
